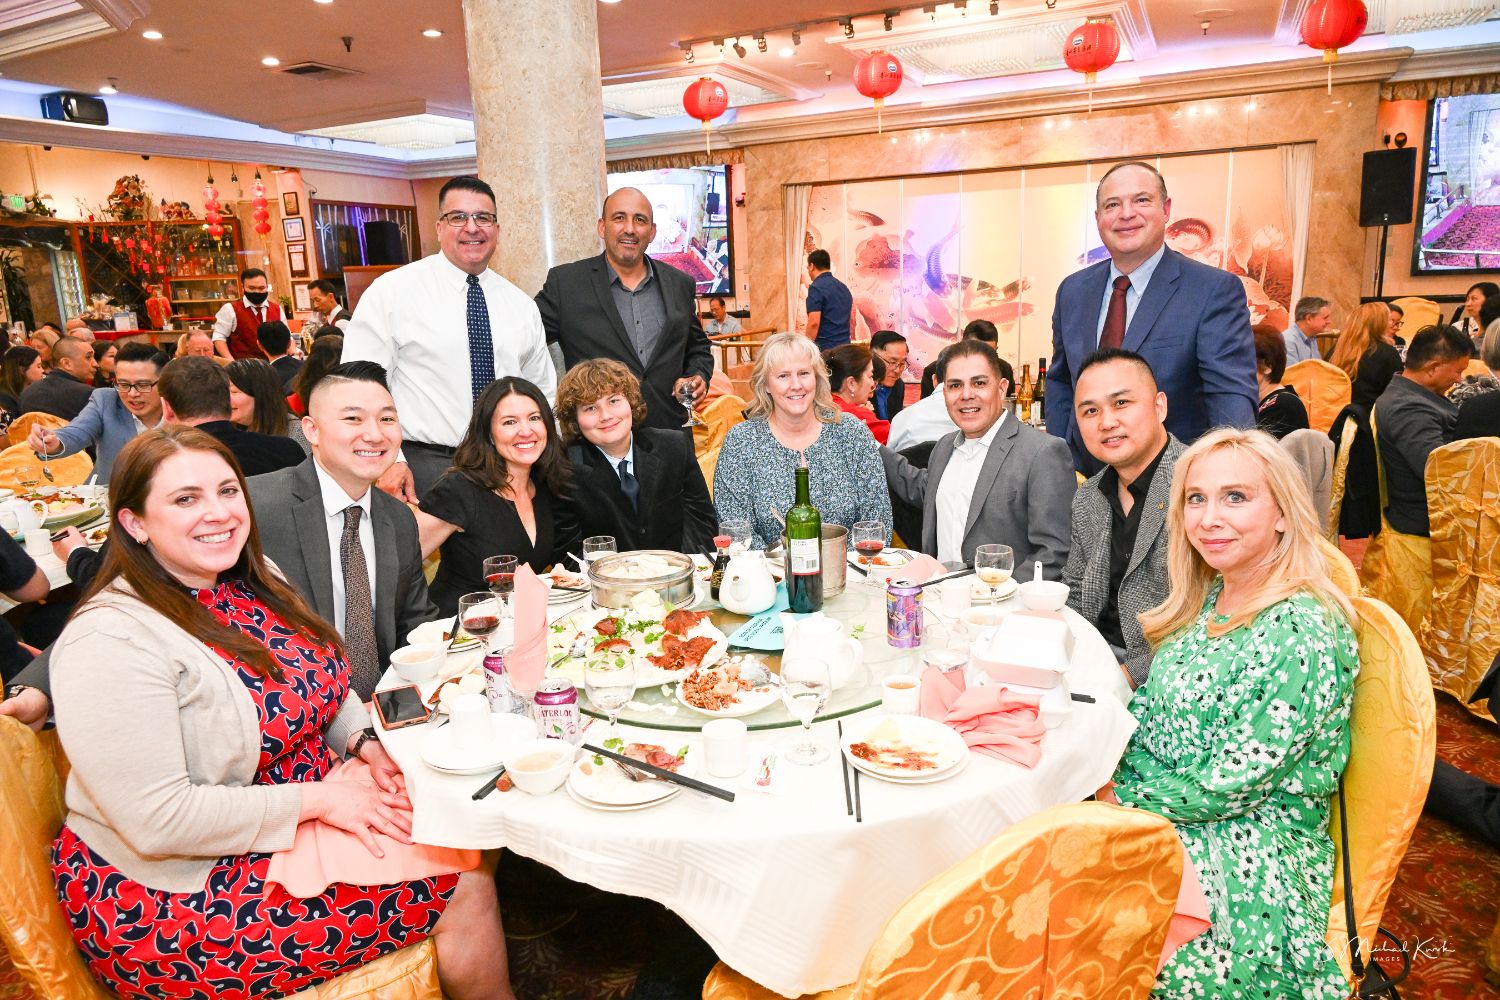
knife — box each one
[582,743,735,802]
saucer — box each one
[420,713,537,775]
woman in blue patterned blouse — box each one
[714,332,892,550]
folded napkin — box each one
[265,760,480,897]
[508,564,549,696]
[919,665,1046,767]
[1159,843,1212,973]
[870,552,946,585]
[726,583,792,650]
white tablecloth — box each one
[377,598,1137,998]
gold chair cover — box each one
[0,716,440,1000]
[1416,438,1500,719]
[1327,415,1358,543]
[1389,297,1441,335]
[1284,359,1352,435]
[1326,597,1436,984]
[5,411,67,448]
[1318,536,1360,598]
[703,802,1182,1000]
[0,441,93,490]
[694,394,747,458]
[1360,407,1434,633]
[1465,359,1493,380]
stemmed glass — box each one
[719,518,751,554]
[483,554,518,624]
[584,657,637,738]
[851,520,886,574]
[583,536,617,566]
[678,383,706,428]
[974,544,1014,605]
[457,592,503,652]
[780,657,832,765]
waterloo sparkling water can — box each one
[533,677,582,743]
[483,652,510,713]
[886,579,922,648]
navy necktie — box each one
[466,274,496,399]
[618,459,640,512]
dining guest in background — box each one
[210,267,280,361]
[92,341,117,387]
[1451,281,1499,348]
[869,330,909,422]
[228,358,309,454]
[256,320,305,391]
[48,425,515,1000]
[804,249,854,352]
[882,339,1074,575]
[704,296,741,336]
[20,336,97,420]
[175,329,217,359]
[1454,321,1500,439]
[825,342,890,444]
[415,377,578,617]
[1253,325,1309,440]
[1108,427,1357,998]
[158,357,303,477]
[556,359,716,555]
[28,326,59,367]
[1329,301,1402,413]
[1386,301,1407,348]
[0,345,44,417]
[28,342,167,482]
[714,332,892,551]
[1282,296,1331,365]
[0,529,47,683]
[920,319,998,398]
[289,333,343,417]
[306,279,350,336]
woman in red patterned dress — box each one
[47,425,515,1000]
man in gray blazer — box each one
[1062,348,1183,688]
[882,340,1074,577]
[247,361,438,698]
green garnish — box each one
[677,745,689,759]
[593,736,626,766]
[850,624,866,639]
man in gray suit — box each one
[882,340,1074,577]
[247,361,438,699]
[1062,348,1183,688]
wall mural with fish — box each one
[797,147,1295,381]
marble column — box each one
[462,0,606,295]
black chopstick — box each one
[852,756,863,823]
[1070,692,1097,704]
[443,611,463,650]
[471,766,508,800]
[918,567,975,589]
[582,743,736,802]
[837,720,853,816]
[551,585,590,594]
[845,557,869,577]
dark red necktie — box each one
[1100,275,1131,349]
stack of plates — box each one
[565,746,698,810]
[839,715,970,785]
[418,713,536,775]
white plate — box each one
[566,781,678,811]
[419,713,537,775]
[549,606,728,688]
[674,671,780,718]
[839,715,969,782]
[848,747,972,785]
[407,619,482,653]
[970,576,1019,603]
[567,744,698,807]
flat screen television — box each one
[606,165,732,296]
[1413,93,1500,274]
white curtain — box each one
[784,184,813,332]
[1280,143,1316,307]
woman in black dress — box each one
[1330,301,1403,412]
[1252,325,1308,439]
[414,377,577,616]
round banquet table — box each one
[375,581,1138,999]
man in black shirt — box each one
[19,336,97,420]
[1062,349,1184,687]
[157,357,304,477]
[256,320,304,392]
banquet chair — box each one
[5,411,66,448]
[1318,536,1360,599]
[702,801,1183,1000]
[1280,429,1333,533]
[1327,414,1359,543]
[1389,296,1441,335]
[694,393,747,459]
[0,441,93,489]
[1326,596,1435,990]
[1284,359,1352,435]
[1416,437,1500,721]
[1359,407,1433,633]
[1465,358,1493,379]
[0,716,442,1000]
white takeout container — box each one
[969,610,1074,688]
[503,738,576,795]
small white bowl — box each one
[503,738,576,795]
[962,606,1008,631]
[1018,579,1069,612]
[389,643,446,683]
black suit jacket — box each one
[198,420,305,478]
[566,428,717,555]
[247,459,439,671]
[537,254,713,430]
[19,370,95,421]
[1455,390,1500,440]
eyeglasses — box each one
[118,379,159,395]
[439,211,498,229]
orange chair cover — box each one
[1361,407,1434,633]
[694,394,747,459]
[1465,358,1493,379]
[1327,415,1358,543]
[703,802,1183,1000]
[5,411,67,448]
[1326,597,1435,984]
[1389,297,1441,334]
[1417,438,1500,720]
[1284,359,1352,435]
[0,441,93,490]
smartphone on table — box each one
[373,684,431,730]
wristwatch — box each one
[3,683,33,702]
[348,727,378,760]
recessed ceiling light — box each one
[778,45,795,57]
[98,80,117,95]
[261,56,280,66]
[422,28,442,37]
[314,0,334,4]
[599,0,623,4]
[142,29,162,40]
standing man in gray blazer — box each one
[1063,349,1183,688]
[247,361,438,699]
[882,340,1075,578]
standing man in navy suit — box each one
[1044,161,1256,472]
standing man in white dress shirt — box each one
[343,176,556,499]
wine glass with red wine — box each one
[458,592,503,652]
[851,520,887,577]
[483,554,519,622]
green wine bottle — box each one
[785,460,823,613]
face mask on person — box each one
[244,291,269,306]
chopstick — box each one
[837,720,853,816]
[1069,692,1097,704]
[471,765,508,800]
[582,743,736,802]
[852,754,863,823]
[845,557,869,577]
[918,567,975,589]
[443,611,463,651]
[551,585,590,594]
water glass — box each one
[679,383,706,428]
[584,657,636,738]
[583,536,617,565]
[718,519,751,554]
[780,657,832,765]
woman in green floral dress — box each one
[1108,428,1358,999]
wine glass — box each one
[583,536,617,566]
[974,544,1014,605]
[718,518,751,554]
[483,554,518,622]
[851,520,886,573]
[678,382,706,428]
[584,656,637,739]
[779,657,832,765]
[457,592,503,652]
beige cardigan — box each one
[50,583,368,893]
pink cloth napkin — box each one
[918,665,1046,767]
[265,760,480,898]
[1158,843,1212,972]
[508,564,549,696]
[892,553,946,583]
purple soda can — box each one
[483,652,509,712]
[886,579,923,648]
[533,677,582,743]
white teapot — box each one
[719,550,777,616]
[780,611,864,688]
[0,498,40,534]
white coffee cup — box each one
[702,718,749,778]
[881,674,922,715]
[939,576,971,618]
[24,528,51,557]
[448,692,492,751]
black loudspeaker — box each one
[1359,148,1417,227]
[363,220,407,266]
[705,192,721,216]
[39,92,109,126]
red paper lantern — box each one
[124,238,136,249]
[853,51,904,133]
[682,77,729,155]
[1300,0,1366,92]
[205,210,222,226]
[208,223,224,238]
[254,221,272,235]
[202,180,219,222]
[252,207,270,224]
[1063,20,1121,84]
